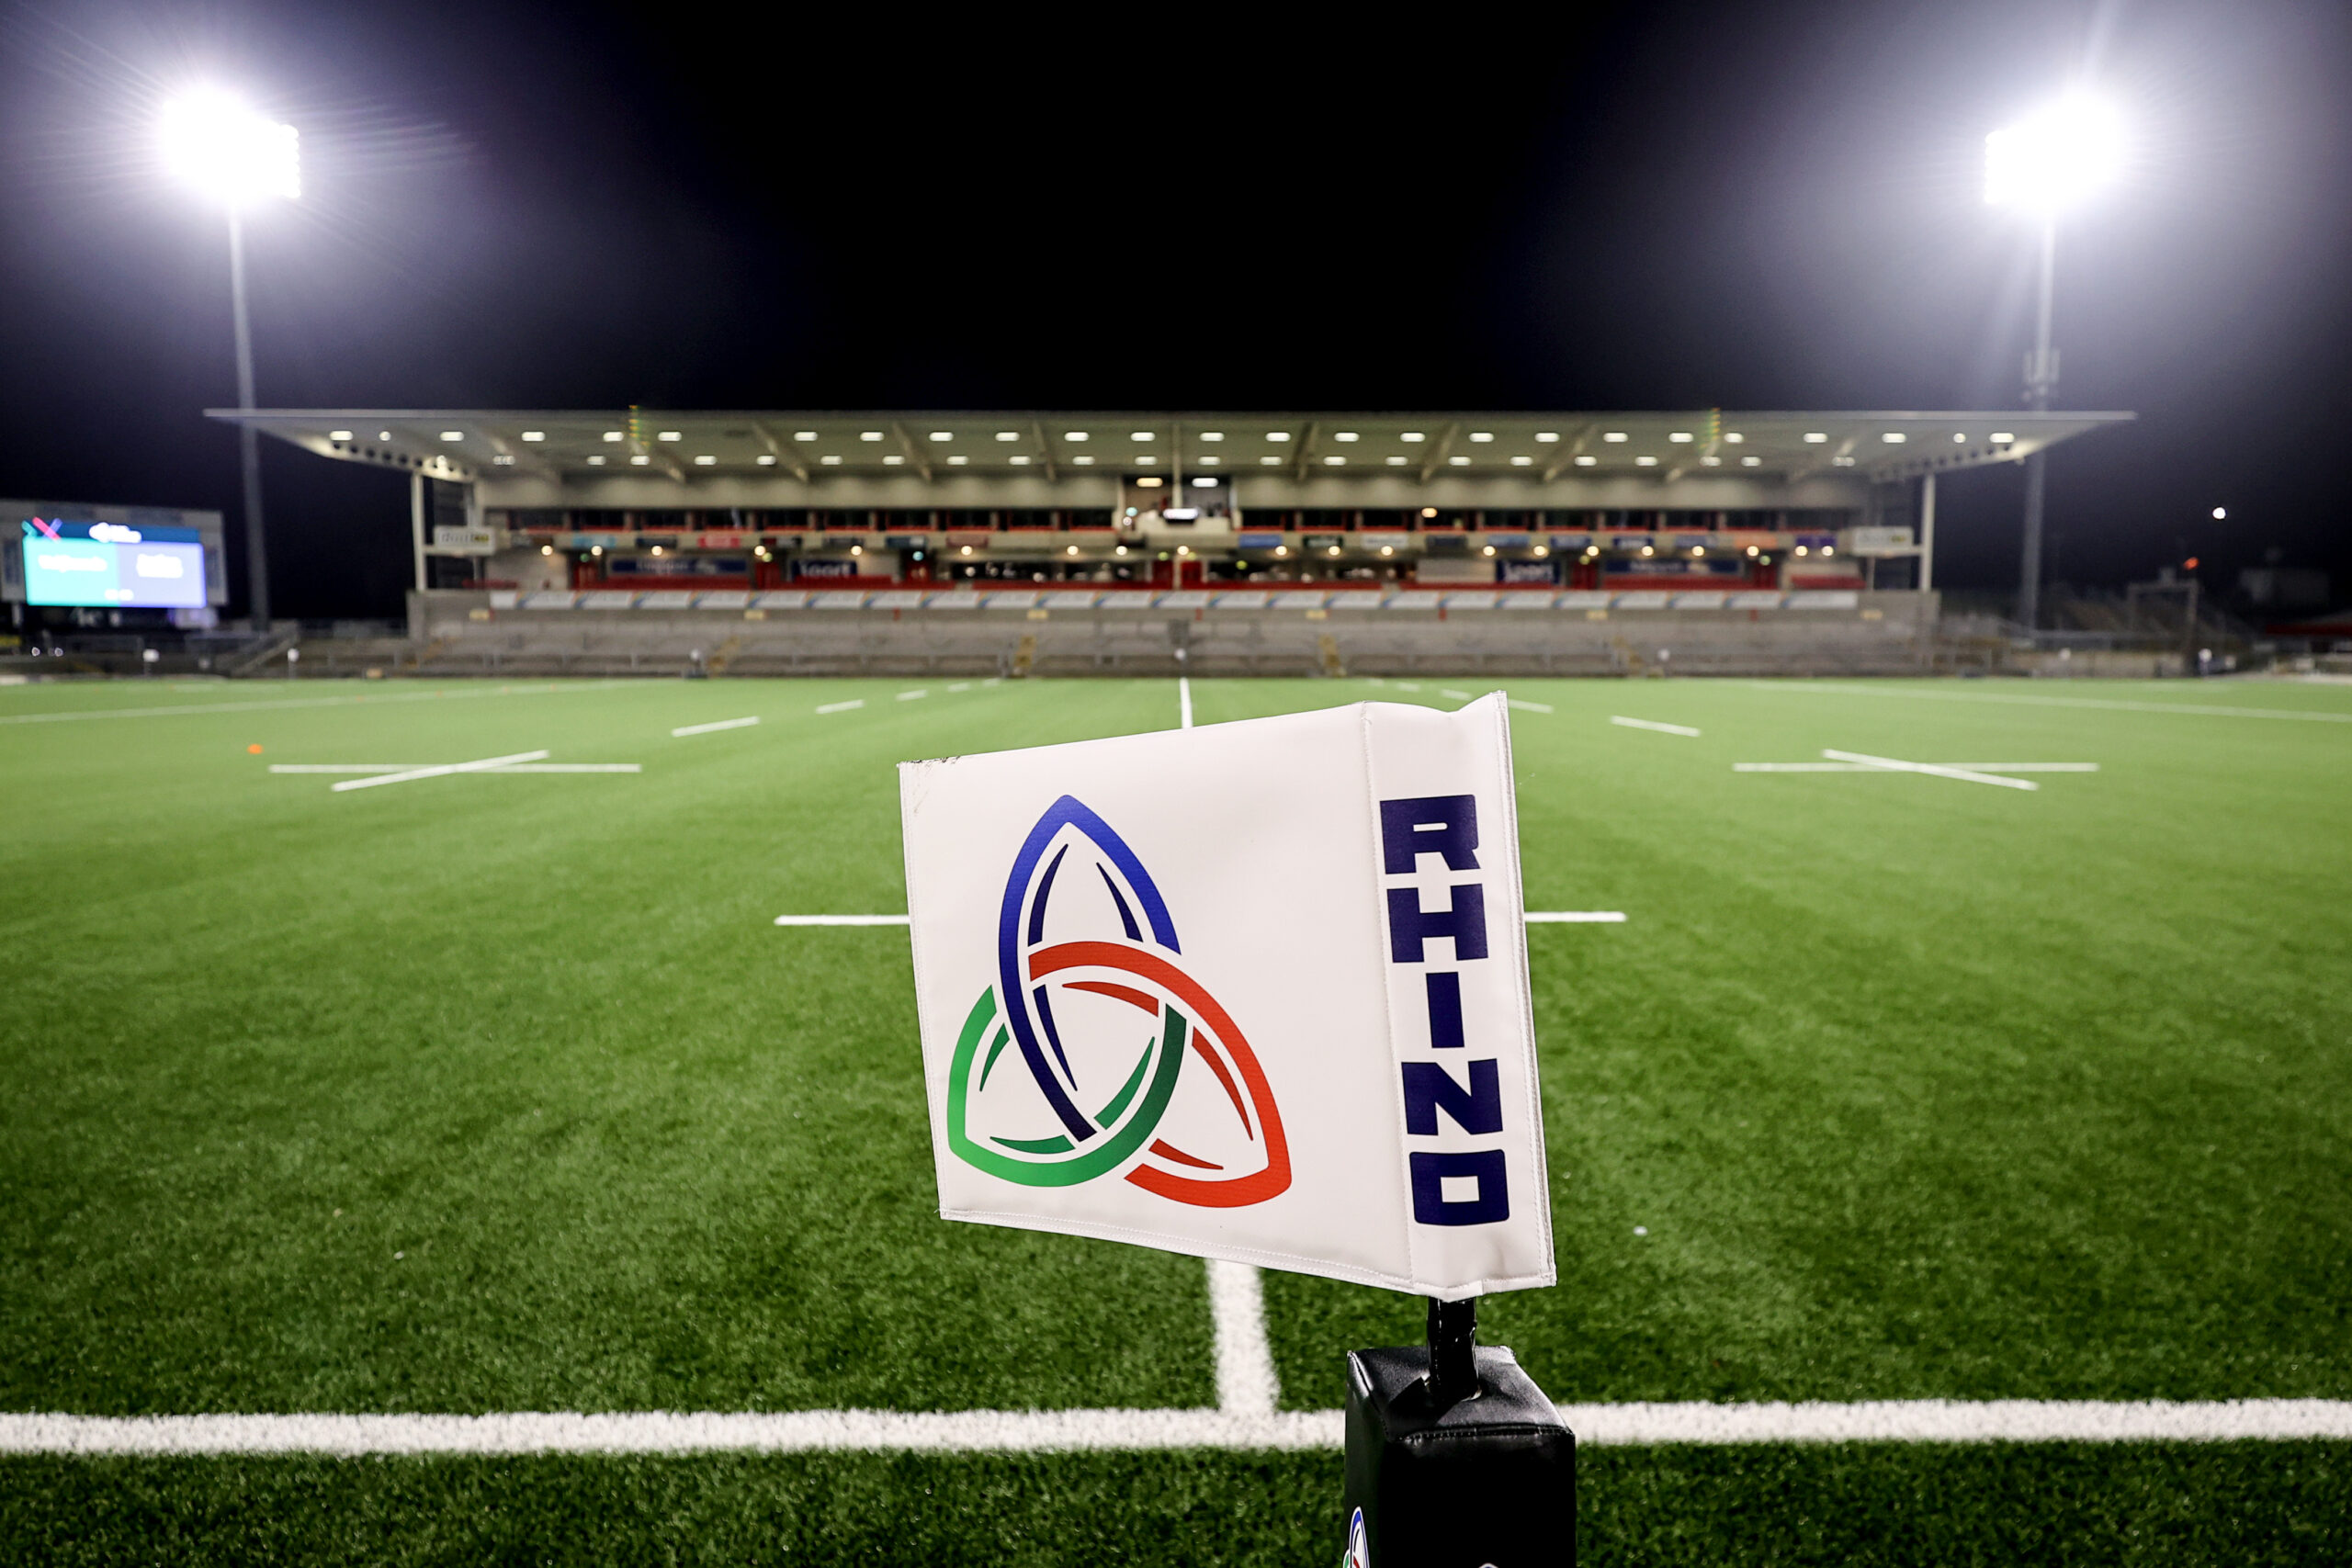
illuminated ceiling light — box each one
[694,455,717,466]
[603,431,624,442]
[996,431,1019,442]
[1378,545,1395,557]
[1261,456,1283,466]
[1328,546,1342,557]
[1129,431,1155,442]
[1066,545,1080,556]
[1640,545,1654,557]
[1468,432,1494,443]
[1804,432,1828,444]
[1176,545,1190,556]
[1746,545,1759,557]
[1833,456,1857,467]
[1482,545,1497,557]
[1795,545,1809,556]
[1702,456,1722,467]
[1603,431,1628,443]
[1199,431,1224,441]
[1009,455,1031,466]
[1510,456,1532,467]
[1668,432,1694,444]
[1882,432,1907,444]
[757,454,777,466]
[960,545,973,555]
[587,456,606,467]
[860,431,884,442]
[1400,432,1425,443]
[1115,544,1129,555]
[850,544,864,556]
[1448,456,1471,467]
[1532,545,1549,558]
[1952,432,1968,443]
[1135,454,1157,465]
[1386,456,1408,466]
[1535,432,1560,443]
[159,90,300,205]
[1335,431,1360,442]
[1274,544,1289,558]
[590,544,604,556]
[946,455,967,466]
[329,429,352,441]
[1741,456,1761,467]
[1821,545,1835,557]
[1724,432,1744,444]
[821,454,843,466]
[1192,477,1217,489]
[629,455,650,466]
[1197,455,1221,466]
[1985,95,2124,212]
[929,431,954,442]
[1323,455,1345,467]
[521,430,545,442]
[883,455,905,466]
[1063,431,1091,442]
[1991,431,2016,444]
[1635,456,1658,467]
[794,430,819,441]
[439,430,462,442]
[379,430,391,440]
[1691,546,1706,557]
[540,544,553,556]
[1574,455,1598,468]
[1421,508,1439,519]
[1266,431,1292,442]
[1136,477,1164,488]
[1071,455,1095,466]
[658,430,683,442]
[492,455,516,466]
[650,545,663,555]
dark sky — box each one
[2,0,2346,619]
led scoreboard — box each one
[3,502,225,612]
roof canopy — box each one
[212,409,2131,506]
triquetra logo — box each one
[946,795,1291,1207]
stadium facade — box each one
[213,408,2129,677]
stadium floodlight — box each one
[1987,93,2123,632]
[161,89,300,629]
[1984,96,2121,212]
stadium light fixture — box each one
[1984,96,2123,212]
[1266,431,1292,442]
[1401,432,1425,443]
[162,88,300,626]
[2210,506,2226,520]
[1469,432,1494,443]
[1603,432,1627,443]
[1575,456,1597,468]
[931,431,954,442]
[329,429,352,441]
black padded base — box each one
[1342,1344,1575,1568]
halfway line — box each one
[330,750,549,793]
[7,1400,2347,1455]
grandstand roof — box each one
[213,409,2131,504]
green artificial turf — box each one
[2,672,2348,1561]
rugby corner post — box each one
[898,692,1572,1566]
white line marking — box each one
[273,762,641,774]
[1611,716,1702,737]
[1440,688,1474,700]
[8,1400,2348,1455]
[1526,911,1628,923]
[1178,675,1193,730]
[0,682,636,727]
[1823,749,2037,791]
[815,699,865,715]
[1747,682,2352,725]
[1736,762,2098,773]
[773,915,910,927]
[329,750,549,793]
[946,682,971,693]
[1506,698,1555,714]
[897,690,929,701]
[1394,682,1422,691]
[672,716,760,737]
[1207,1259,1279,1416]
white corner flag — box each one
[899,694,1553,1299]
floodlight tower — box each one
[161,91,301,628]
[1985,96,2121,631]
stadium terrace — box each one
[219,408,2126,601]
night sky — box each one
[2,0,2346,621]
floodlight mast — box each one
[161,92,300,629]
[1986,96,2120,632]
